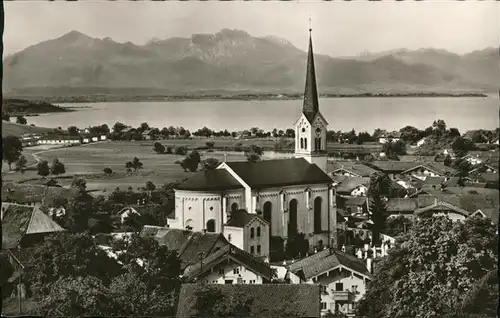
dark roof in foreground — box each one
[2,203,65,249]
[183,244,274,280]
[176,284,321,318]
[289,248,370,280]
[175,169,243,191]
[140,226,229,269]
[225,158,332,189]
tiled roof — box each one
[327,162,378,177]
[176,284,321,318]
[330,175,349,184]
[183,244,274,280]
[176,169,243,191]
[403,163,457,176]
[2,203,65,249]
[424,176,446,185]
[415,201,471,216]
[335,177,370,193]
[225,209,267,228]
[288,248,370,280]
[366,161,419,173]
[140,227,229,269]
[386,198,417,213]
[225,158,332,189]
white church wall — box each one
[223,226,244,250]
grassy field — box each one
[3,141,252,194]
[2,138,382,195]
[2,120,54,137]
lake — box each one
[26,96,499,133]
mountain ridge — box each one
[3,29,498,94]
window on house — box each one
[250,246,255,254]
[257,227,261,237]
[257,245,261,254]
[335,283,343,291]
[219,268,224,275]
[352,285,358,293]
[233,268,240,274]
[228,234,232,242]
[250,227,255,238]
[321,302,327,310]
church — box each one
[167,30,337,249]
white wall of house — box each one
[223,226,244,250]
[379,137,400,144]
[302,267,370,316]
[202,262,265,285]
[350,185,367,197]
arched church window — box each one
[300,138,304,149]
[250,227,255,238]
[318,137,322,150]
[257,227,261,237]
[304,138,308,150]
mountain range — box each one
[3,29,498,95]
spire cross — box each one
[309,17,312,33]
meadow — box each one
[2,138,382,195]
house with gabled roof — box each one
[400,163,456,181]
[327,162,378,178]
[414,198,470,221]
[223,209,270,259]
[386,198,418,219]
[168,29,337,252]
[175,284,321,318]
[469,209,499,225]
[140,226,230,271]
[288,247,371,316]
[1,202,65,250]
[182,244,275,284]
[335,177,370,196]
[378,131,402,144]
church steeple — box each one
[302,27,319,123]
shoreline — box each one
[5,92,489,104]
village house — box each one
[400,163,456,181]
[140,226,230,271]
[182,244,275,284]
[116,206,141,224]
[385,198,418,219]
[168,32,337,251]
[378,131,401,144]
[222,209,270,259]
[327,162,378,178]
[141,129,155,140]
[176,284,321,318]
[334,177,370,197]
[288,247,371,316]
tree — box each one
[67,126,79,135]
[24,232,122,296]
[2,136,23,169]
[2,112,10,121]
[153,142,165,154]
[432,119,447,136]
[399,126,423,144]
[103,167,113,175]
[51,158,66,175]
[139,122,150,132]
[205,141,215,149]
[36,276,114,317]
[113,122,127,133]
[383,215,412,238]
[452,137,476,158]
[16,115,27,125]
[15,155,28,173]
[145,181,156,191]
[246,152,261,163]
[66,178,94,232]
[369,192,387,245]
[357,216,498,318]
[174,146,188,156]
[285,232,309,259]
[202,158,220,170]
[179,151,201,172]
[285,128,295,138]
[127,157,143,172]
[37,160,50,177]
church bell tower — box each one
[294,27,329,173]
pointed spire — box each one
[303,25,319,123]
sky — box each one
[4,2,499,57]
